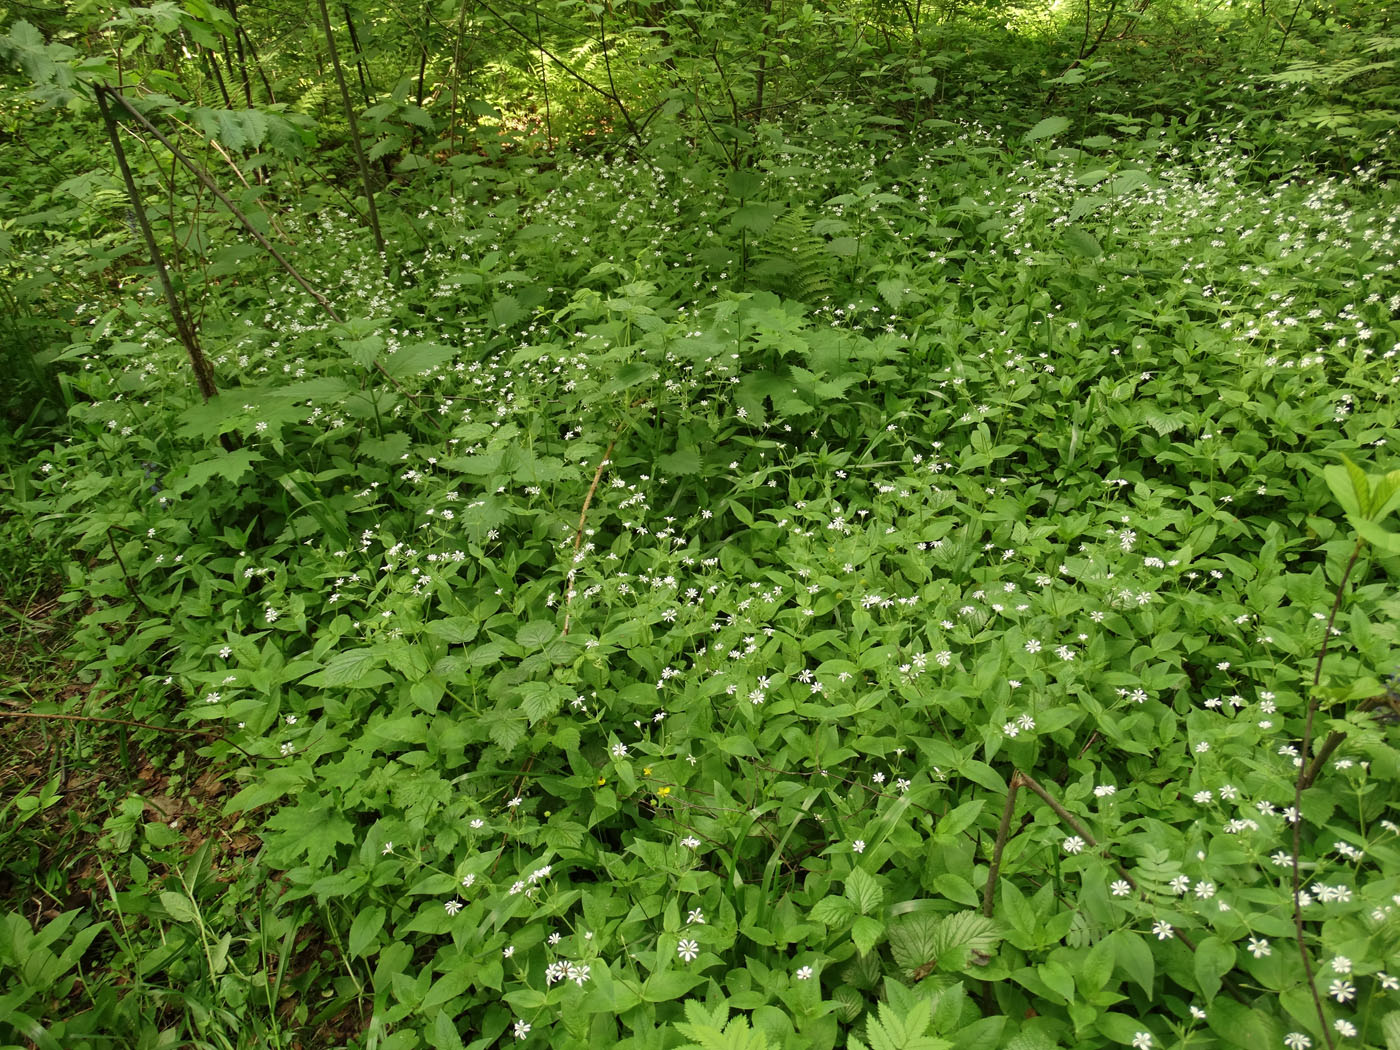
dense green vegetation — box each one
[2,0,1399,1047]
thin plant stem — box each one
[1290,536,1362,1050]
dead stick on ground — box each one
[0,709,259,759]
[561,429,621,636]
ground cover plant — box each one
[2,0,1399,1047]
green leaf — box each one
[935,799,985,838]
[1381,1011,1400,1050]
[1024,116,1070,142]
[929,911,999,971]
[811,895,857,926]
[1324,457,1369,520]
[433,1010,466,1050]
[348,906,385,957]
[1193,935,1235,1002]
[845,867,884,915]
[381,342,456,378]
[643,969,706,1002]
[1096,1012,1154,1045]
[516,621,557,649]
[889,914,938,973]
[425,617,479,645]
[302,647,385,688]
[1109,930,1154,996]
[1062,227,1103,258]
[1371,469,1400,521]
[171,448,264,494]
[1355,516,1400,553]
[852,913,886,956]
[264,799,355,870]
[159,891,197,923]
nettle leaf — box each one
[488,294,524,329]
[928,911,999,971]
[171,448,263,494]
[1024,115,1070,142]
[302,647,385,688]
[516,621,557,649]
[811,895,857,926]
[845,867,884,915]
[381,341,456,378]
[889,914,938,974]
[519,681,563,723]
[1061,227,1102,258]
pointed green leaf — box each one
[845,867,883,915]
[1024,116,1070,142]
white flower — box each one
[1328,979,1355,1003]
[1094,785,1116,797]
[1284,1034,1312,1050]
[444,900,463,916]
[514,1020,531,1040]
[1379,972,1400,990]
[688,908,705,924]
[1334,1019,1357,1038]
[1024,639,1042,653]
[795,965,814,980]
[1063,836,1086,855]
[1152,921,1174,940]
[381,842,394,855]
[1132,1033,1152,1050]
[567,963,591,985]
[852,840,866,854]
[1190,1006,1207,1021]
[677,938,700,962]
[611,742,628,758]
[462,873,476,888]
[503,945,515,959]
[1111,880,1132,897]
[1331,955,1351,974]
[681,836,701,849]
[1247,937,1271,958]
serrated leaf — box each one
[381,342,456,379]
[845,867,884,915]
[1024,116,1070,141]
[1062,227,1102,258]
[159,891,197,923]
[302,647,384,688]
[489,294,524,329]
[852,913,885,956]
[929,911,999,970]
[811,895,857,926]
[516,621,557,649]
[889,914,939,972]
[171,448,264,494]
[519,681,562,723]
[425,617,479,645]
